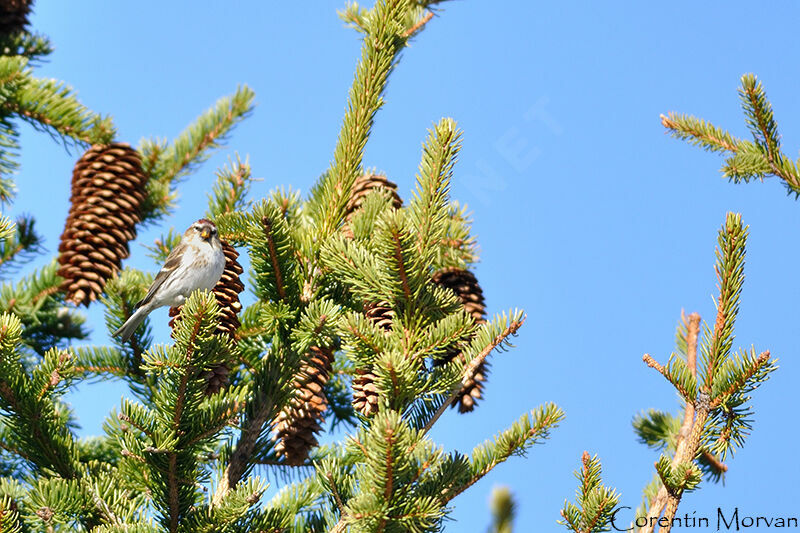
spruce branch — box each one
[0,314,78,479]
[388,222,412,301]
[206,154,254,219]
[0,31,53,61]
[709,350,770,408]
[444,403,564,503]
[739,74,780,164]
[144,229,182,264]
[138,85,255,222]
[311,0,424,238]
[133,291,241,531]
[0,493,22,533]
[559,452,620,533]
[0,214,44,275]
[423,313,525,433]
[211,378,277,507]
[0,215,14,241]
[0,261,88,355]
[339,2,435,39]
[409,118,462,278]
[103,269,154,385]
[637,214,776,533]
[261,215,287,301]
[3,71,115,146]
[702,212,747,389]
[180,477,268,533]
[659,113,741,153]
[662,73,800,196]
[338,2,370,33]
[639,313,699,531]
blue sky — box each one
[12,1,800,530]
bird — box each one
[113,219,226,342]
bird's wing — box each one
[136,243,186,308]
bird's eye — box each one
[211,228,217,235]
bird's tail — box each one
[113,306,149,342]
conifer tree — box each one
[0,2,782,530]
[0,1,567,531]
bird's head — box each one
[189,219,218,242]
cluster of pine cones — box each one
[56,147,489,467]
[57,144,245,397]
[272,173,488,465]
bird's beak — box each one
[201,228,210,240]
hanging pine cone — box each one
[0,0,32,34]
[364,300,394,332]
[57,143,147,306]
[351,301,394,417]
[342,173,402,238]
[433,268,486,324]
[200,364,230,397]
[168,240,244,395]
[273,346,334,465]
[352,369,379,417]
[432,267,488,413]
[213,242,245,338]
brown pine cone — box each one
[273,346,334,465]
[200,364,230,396]
[432,267,488,413]
[351,301,394,416]
[57,143,147,306]
[342,173,402,238]
[432,268,486,323]
[213,242,245,338]
[0,0,32,34]
[364,301,394,332]
[352,370,379,417]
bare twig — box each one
[403,10,434,38]
[701,450,728,473]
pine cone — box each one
[214,242,245,338]
[364,301,394,332]
[0,0,32,34]
[57,143,147,306]
[432,267,488,413]
[351,301,394,416]
[432,268,486,323]
[342,173,402,238]
[352,370,379,417]
[273,346,334,465]
[168,241,244,395]
[200,364,230,396]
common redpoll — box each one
[113,219,226,342]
